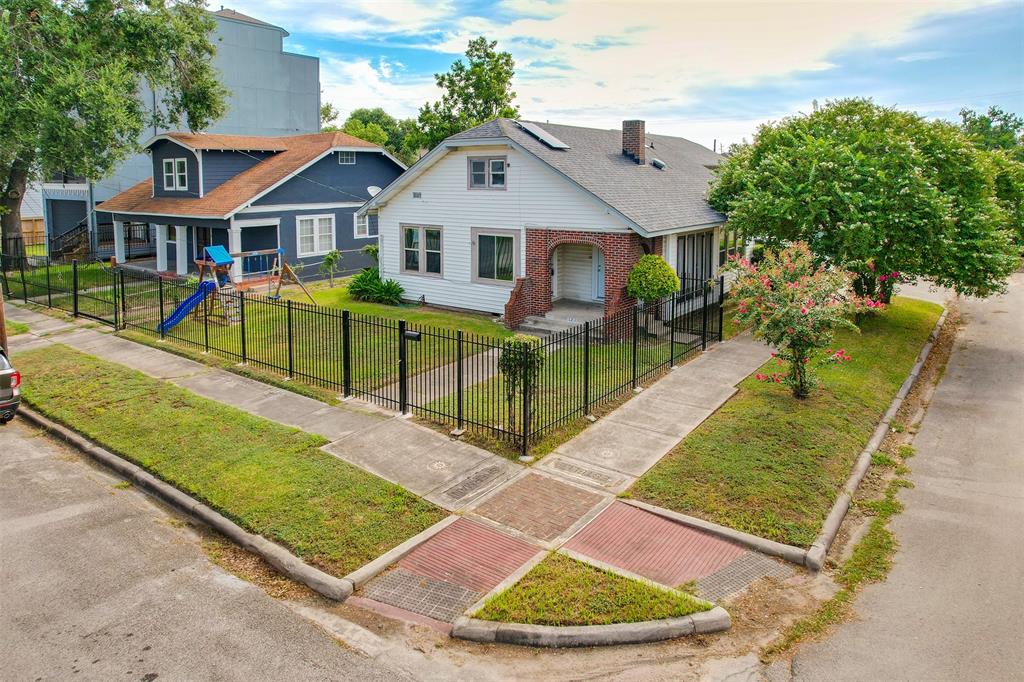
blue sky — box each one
[231,0,1023,148]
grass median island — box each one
[628,297,942,548]
[474,553,710,626]
[14,345,446,576]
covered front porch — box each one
[109,213,280,284]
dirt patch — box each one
[199,534,322,602]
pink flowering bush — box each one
[723,242,883,399]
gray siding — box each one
[240,206,376,277]
[202,150,275,192]
[253,151,402,206]
[151,140,200,198]
[46,199,87,237]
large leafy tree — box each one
[960,106,1024,249]
[709,98,1019,299]
[342,107,417,165]
[0,0,227,256]
[412,36,519,151]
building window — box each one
[471,228,518,285]
[718,227,744,266]
[338,151,356,165]
[296,214,335,257]
[353,213,371,239]
[163,158,188,191]
[402,225,442,276]
[468,156,507,189]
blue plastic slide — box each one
[157,280,217,334]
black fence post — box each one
[203,289,210,352]
[119,270,127,328]
[342,310,352,397]
[158,277,165,339]
[71,259,79,316]
[456,330,464,431]
[19,256,27,303]
[286,300,294,379]
[239,291,247,364]
[45,259,52,308]
[398,320,408,414]
[717,275,725,342]
[701,280,710,351]
[111,269,118,330]
[521,346,532,459]
[670,293,678,366]
[631,304,639,389]
[582,321,591,415]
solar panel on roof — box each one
[516,121,570,149]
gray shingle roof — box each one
[449,118,725,233]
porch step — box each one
[516,315,577,337]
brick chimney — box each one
[622,120,646,164]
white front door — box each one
[592,248,605,300]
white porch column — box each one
[156,224,168,272]
[174,225,188,276]
[112,220,126,264]
[228,221,242,283]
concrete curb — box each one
[344,515,460,588]
[18,406,354,602]
[804,308,948,571]
[450,606,730,648]
[620,498,810,566]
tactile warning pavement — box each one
[564,501,747,586]
[696,551,795,603]
[360,568,481,623]
[396,517,538,593]
[471,473,605,542]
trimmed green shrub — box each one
[498,333,545,432]
[626,254,679,301]
[348,267,405,305]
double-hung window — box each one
[162,158,188,191]
[402,225,442,275]
[468,156,507,189]
[296,215,335,257]
[472,228,518,284]
[354,213,371,238]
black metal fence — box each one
[2,254,723,454]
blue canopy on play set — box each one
[203,245,234,266]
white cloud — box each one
[895,50,948,62]
[319,56,439,120]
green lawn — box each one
[627,297,942,548]
[14,345,446,576]
[5,319,29,336]
[474,553,710,626]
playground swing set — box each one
[157,245,315,334]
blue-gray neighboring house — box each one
[95,131,404,281]
[41,8,321,257]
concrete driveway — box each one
[0,420,409,682]
[788,272,1024,680]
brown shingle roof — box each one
[97,131,382,219]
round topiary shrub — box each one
[626,254,680,301]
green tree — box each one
[959,106,1024,160]
[0,0,227,256]
[342,119,388,147]
[709,98,1018,300]
[318,249,342,287]
[412,36,519,151]
[320,102,340,130]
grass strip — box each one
[14,345,446,577]
[5,319,30,336]
[628,297,941,547]
[474,553,710,626]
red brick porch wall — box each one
[504,229,660,327]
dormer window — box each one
[338,151,356,165]
[162,158,188,191]
[468,156,506,190]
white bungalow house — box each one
[357,119,746,330]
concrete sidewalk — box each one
[5,306,519,511]
[538,333,772,492]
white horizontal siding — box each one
[556,243,596,301]
[378,146,629,313]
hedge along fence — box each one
[2,255,724,456]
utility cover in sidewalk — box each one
[565,502,747,587]
[471,473,605,542]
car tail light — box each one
[10,371,20,389]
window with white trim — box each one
[162,158,188,191]
[296,214,335,257]
[353,213,371,238]
[472,228,518,284]
[468,156,507,189]
[402,225,442,275]
[338,151,356,165]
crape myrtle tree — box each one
[0,0,227,256]
[959,106,1024,249]
[709,98,1019,301]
